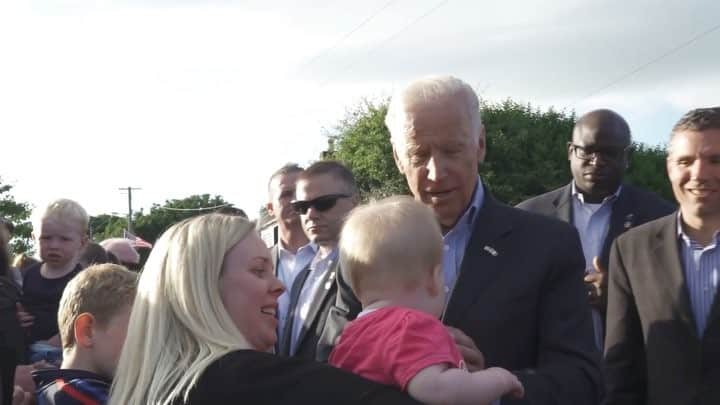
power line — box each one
[317,0,453,89]
[294,0,397,76]
[574,21,720,106]
[156,203,233,212]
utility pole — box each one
[119,187,141,233]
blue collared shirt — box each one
[677,214,720,337]
[571,183,621,350]
[571,182,621,269]
[276,241,317,346]
[442,177,485,297]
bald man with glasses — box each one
[517,109,674,349]
[279,160,361,361]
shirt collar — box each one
[311,246,338,270]
[449,176,485,232]
[278,240,317,257]
[571,182,622,205]
[676,212,720,246]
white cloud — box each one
[0,0,717,222]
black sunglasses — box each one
[291,194,351,215]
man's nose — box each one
[690,159,708,179]
[426,155,446,181]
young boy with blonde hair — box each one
[17,199,89,363]
[329,196,524,405]
[33,263,137,405]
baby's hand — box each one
[487,367,525,399]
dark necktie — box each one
[279,265,311,356]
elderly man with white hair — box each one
[332,76,602,404]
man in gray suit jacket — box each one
[605,107,720,405]
[517,110,675,348]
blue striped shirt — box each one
[677,215,720,337]
[442,177,484,298]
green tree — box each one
[325,98,673,206]
[90,194,234,267]
[326,100,408,201]
[625,143,673,202]
[133,194,232,246]
[0,178,33,254]
[479,100,576,204]
[89,214,127,242]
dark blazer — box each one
[605,214,720,405]
[178,350,421,405]
[443,193,602,405]
[332,190,602,404]
[516,183,675,270]
[285,256,361,362]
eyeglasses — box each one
[569,143,630,161]
[290,194,351,215]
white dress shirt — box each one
[276,242,317,346]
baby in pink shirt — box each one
[330,196,523,405]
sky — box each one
[0,0,718,221]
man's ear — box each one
[477,125,487,164]
[265,202,275,217]
[74,313,96,348]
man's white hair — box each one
[385,75,482,150]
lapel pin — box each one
[624,214,635,229]
[324,281,333,290]
[483,246,498,256]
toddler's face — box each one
[37,218,86,269]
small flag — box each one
[123,229,153,249]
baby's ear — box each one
[426,264,443,297]
[74,313,96,348]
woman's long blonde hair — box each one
[109,214,257,405]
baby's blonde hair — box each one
[36,198,89,235]
[58,263,138,350]
[339,196,443,301]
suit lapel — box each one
[553,183,573,223]
[443,195,513,326]
[271,245,279,277]
[651,215,698,336]
[294,259,338,350]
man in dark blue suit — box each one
[517,109,675,348]
[383,76,601,404]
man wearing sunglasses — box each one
[266,163,317,356]
[358,75,601,405]
[282,161,360,362]
[517,109,674,350]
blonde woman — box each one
[109,214,418,405]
